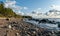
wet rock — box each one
[56,32,60,36]
[0,18,58,36]
[58,24,60,28]
[28,28,36,31]
[6,18,9,21]
[1,26,7,29]
[39,19,49,23]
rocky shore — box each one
[0,18,59,36]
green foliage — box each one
[0,2,21,18]
[0,14,4,17]
[0,2,4,13]
[0,1,32,18]
[2,8,16,17]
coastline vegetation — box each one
[0,1,32,19]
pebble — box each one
[0,19,59,36]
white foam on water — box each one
[24,18,60,31]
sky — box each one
[1,0,60,12]
[0,0,60,18]
[15,0,60,12]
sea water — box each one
[24,18,60,31]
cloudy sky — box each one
[1,0,60,12]
[0,0,60,18]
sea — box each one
[23,18,60,31]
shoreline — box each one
[0,18,59,36]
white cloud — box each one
[27,8,44,18]
[50,5,60,10]
[33,8,43,14]
[4,0,16,8]
[30,7,60,18]
[24,7,28,10]
[16,11,25,15]
[4,0,22,10]
[4,0,28,15]
[47,5,60,16]
[4,0,60,18]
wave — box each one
[23,18,60,31]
